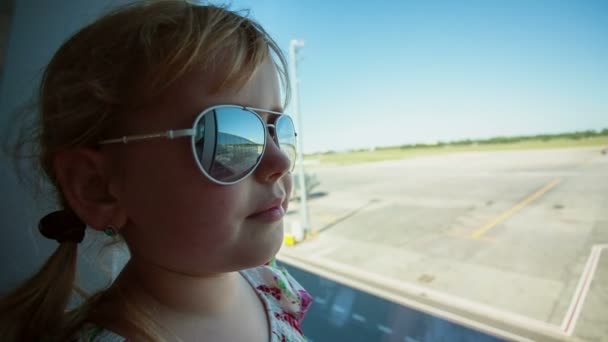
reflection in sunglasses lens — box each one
[194,108,265,182]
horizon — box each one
[307,127,608,154]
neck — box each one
[111,258,242,318]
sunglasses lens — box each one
[276,115,297,171]
[194,107,265,183]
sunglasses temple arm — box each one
[99,129,196,145]
[168,129,196,138]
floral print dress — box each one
[73,259,312,342]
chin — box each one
[267,226,284,259]
[240,224,284,269]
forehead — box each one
[130,58,282,130]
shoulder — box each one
[70,323,127,342]
[241,258,313,334]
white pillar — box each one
[289,39,309,241]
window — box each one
[233,1,608,341]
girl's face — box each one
[108,57,292,275]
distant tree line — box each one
[316,128,608,154]
[383,128,608,151]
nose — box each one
[254,129,291,183]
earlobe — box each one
[53,148,126,231]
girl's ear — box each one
[52,148,128,231]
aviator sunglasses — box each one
[99,105,297,185]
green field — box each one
[305,136,608,166]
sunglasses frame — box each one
[99,104,298,185]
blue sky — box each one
[220,0,607,153]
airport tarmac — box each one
[278,147,608,341]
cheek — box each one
[159,188,244,254]
[119,141,196,205]
[118,145,252,270]
[118,142,244,239]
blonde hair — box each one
[0,1,290,341]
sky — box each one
[217,0,607,153]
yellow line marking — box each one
[471,178,562,239]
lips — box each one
[249,197,285,217]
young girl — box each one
[0,1,312,341]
